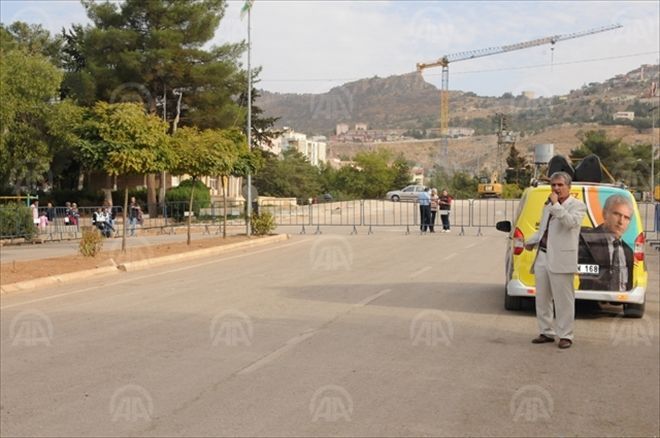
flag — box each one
[240,0,254,20]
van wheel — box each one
[504,286,523,311]
[623,301,645,318]
[391,195,400,202]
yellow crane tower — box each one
[416,24,623,159]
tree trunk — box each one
[121,187,128,253]
[77,170,85,191]
[221,175,227,238]
[187,177,195,246]
[147,174,157,217]
[103,174,113,206]
[159,171,166,209]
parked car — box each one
[312,193,333,204]
[496,182,648,317]
[386,185,426,202]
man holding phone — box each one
[524,171,587,349]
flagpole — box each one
[246,5,252,236]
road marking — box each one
[442,253,457,261]
[237,289,392,375]
[410,266,432,278]
[356,288,391,307]
[466,241,480,249]
[237,330,317,375]
[0,239,308,310]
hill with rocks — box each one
[258,64,659,173]
[258,64,659,137]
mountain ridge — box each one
[257,64,660,137]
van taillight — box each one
[634,233,645,262]
[513,227,524,255]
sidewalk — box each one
[0,226,248,263]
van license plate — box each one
[578,264,599,274]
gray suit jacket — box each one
[526,196,587,274]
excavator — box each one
[478,171,503,198]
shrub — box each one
[79,226,103,257]
[250,211,275,236]
[502,184,523,199]
[0,203,36,240]
[165,179,211,221]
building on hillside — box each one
[275,128,327,167]
[327,158,359,170]
[355,123,368,131]
[613,111,635,121]
[521,90,535,99]
[336,123,349,135]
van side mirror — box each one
[496,221,511,233]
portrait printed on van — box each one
[577,194,635,292]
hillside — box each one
[328,124,659,174]
[257,64,660,137]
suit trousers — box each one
[533,251,575,341]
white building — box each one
[276,129,327,167]
[336,123,349,135]
[613,111,635,121]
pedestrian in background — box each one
[429,188,439,233]
[524,171,586,349]
[128,196,142,237]
[46,202,55,222]
[439,189,453,232]
[38,211,49,233]
[30,201,39,227]
[418,187,431,233]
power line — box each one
[257,51,658,83]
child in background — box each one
[38,211,49,233]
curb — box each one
[1,234,290,294]
[117,234,290,272]
[1,265,119,294]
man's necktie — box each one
[611,239,621,291]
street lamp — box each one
[649,106,658,201]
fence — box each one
[1,199,657,241]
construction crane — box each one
[416,24,623,159]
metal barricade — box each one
[638,202,658,234]
[470,198,520,235]
[361,199,418,234]
[309,200,361,234]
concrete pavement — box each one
[1,231,658,436]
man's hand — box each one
[549,191,559,205]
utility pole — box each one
[245,3,253,236]
[160,86,167,212]
[650,106,658,200]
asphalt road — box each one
[1,231,658,437]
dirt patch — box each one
[1,235,253,285]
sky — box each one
[1,0,659,98]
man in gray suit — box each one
[524,171,587,349]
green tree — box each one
[571,130,633,181]
[0,48,64,191]
[0,22,63,64]
[75,102,174,251]
[65,0,247,213]
[352,149,396,198]
[253,149,321,204]
[237,69,280,148]
[391,155,413,188]
[504,144,533,188]
[170,126,241,244]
